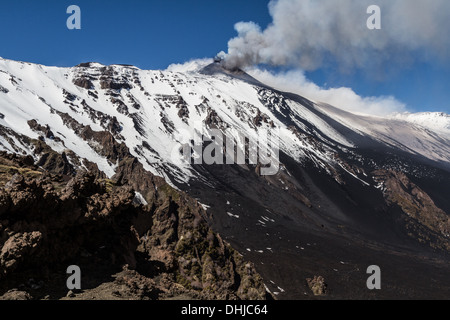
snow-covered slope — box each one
[316,103,450,165]
[0,58,352,183]
[389,112,450,136]
[0,57,449,188]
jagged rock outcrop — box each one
[0,153,267,300]
[73,77,94,90]
[306,276,327,296]
[373,169,450,250]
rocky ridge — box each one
[0,149,267,300]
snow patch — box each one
[227,212,240,219]
[133,192,148,206]
[199,202,210,211]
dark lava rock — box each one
[73,77,94,90]
[0,152,267,300]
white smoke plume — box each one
[221,0,450,71]
[166,58,212,73]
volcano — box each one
[0,57,449,299]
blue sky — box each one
[0,0,271,68]
[0,0,448,114]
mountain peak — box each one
[199,62,265,86]
[75,62,105,68]
[74,62,140,70]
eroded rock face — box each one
[73,77,94,90]
[373,169,450,249]
[306,276,327,296]
[1,232,43,276]
[0,289,32,300]
[0,153,267,300]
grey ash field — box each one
[0,58,450,299]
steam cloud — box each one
[221,0,450,71]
